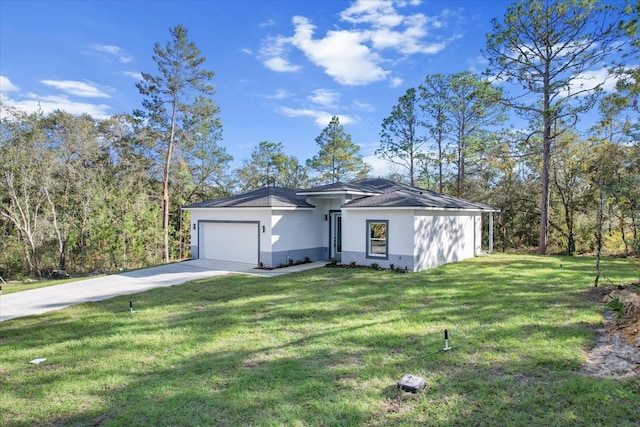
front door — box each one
[330,212,342,260]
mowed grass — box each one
[1,253,638,426]
[1,275,107,295]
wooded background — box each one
[1,0,638,279]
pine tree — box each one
[136,25,217,263]
[307,116,370,184]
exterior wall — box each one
[341,209,483,272]
[305,198,345,261]
[341,209,415,270]
[474,214,482,255]
[187,208,271,266]
[187,207,325,268]
[414,211,480,271]
[187,203,485,270]
[270,209,324,266]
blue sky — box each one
[0,0,620,175]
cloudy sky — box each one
[0,0,621,175]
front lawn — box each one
[1,253,638,426]
[0,275,106,295]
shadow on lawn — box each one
[2,254,639,426]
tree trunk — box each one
[409,151,414,187]
[539,69,552,256]
[632,215,638,256]
[163,96,178,264]
[594,188,605,287]
[438,135,443,193]
[619,215,629,256]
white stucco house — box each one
[183,178,498,272]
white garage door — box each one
[200,222,259,264]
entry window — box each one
[367,220,388,259]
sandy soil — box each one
[581,284,640,379]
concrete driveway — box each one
[0,259,326,322]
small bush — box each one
[605,296,626,320]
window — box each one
[367,220,388,259]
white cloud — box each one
[278,106,354,127]
[291,16,389,85]
[41,80,110,98]
[340,0,405,28]
[264,56,300,72]
[308,89,340,107]
[568,67,618,95]
[260,36,300,72]
[259,19,277,28]
[0,75,20,93]
[241,48,253,55]
[3,93,111,118]
[123,71,143,80]
[1,77,112,118]
[264,89,293,100]
[389,77,403,88]
[363,154,392,177]
[352,100,375,112]
[92,44,120,55]
[91,44,133,63]
[260,0,462,86]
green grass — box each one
[0,275,108,295]
[1,253,638,426]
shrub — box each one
[605,296,626,320]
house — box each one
[183,178,499,272]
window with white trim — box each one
[367,220,388,259]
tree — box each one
[549,131,590,256]
[307,116,370,184]
[484,129,541,251]
[446,72,504,197]
[592,87,640,256]
[0,107,51,277]
[42,111,103,272]
[136,25,217,263]
[586,140,625,286]
[182,96,232,202]
[236,141,308,190]
[484,0,625,255]
[377,88,425,186]
[94,114,164,271]
[420,74,452,192]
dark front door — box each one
[330,212,342,260]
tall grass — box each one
[1,253,638,426]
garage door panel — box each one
[200,222,258,264]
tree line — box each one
[1,0,639,280]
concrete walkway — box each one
[0,259,326,323]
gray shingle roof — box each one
[297,181,381,195]
[184,187,315,209]
[342,179,498,211]
[184,179,498,211]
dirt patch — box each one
[582,284,640,379]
